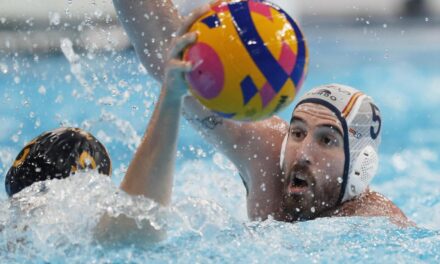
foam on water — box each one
[0,166,439,263]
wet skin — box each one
[281,103,345,221]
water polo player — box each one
[5,127,112,196]
[113,0,410,225]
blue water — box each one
[1,22,440,262]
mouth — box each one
[286,170,310,195]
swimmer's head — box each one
[279,84,381,220]
[5,127,112,197]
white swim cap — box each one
[280,84,382,203]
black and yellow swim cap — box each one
[5,127,112,196]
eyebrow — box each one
[319,124,344,138]
[290,116,306,125]
[290,116,343,138]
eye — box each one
[290,128,306,141]
[321,135,338,146]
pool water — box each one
[1,21,440,262]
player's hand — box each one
[163,4,211,100]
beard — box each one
[280,163,317,222]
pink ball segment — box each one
[184,43,225,100]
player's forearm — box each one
[113,0,182,80]
[120,87,182,206]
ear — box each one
[279,133,288,170]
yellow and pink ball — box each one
[184,0,308,121]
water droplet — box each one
[0,63,8,74]
[65,74,72,83]
[11,134,19,143]
[196,148,206,158]
[84,157,92,166]
[49,12,61,26]
[38,85,46,95]
[55,95,63,103]
[94,10,103,18]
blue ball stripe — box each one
[201,14,222,29]
[241,76,259,105]
[228,1,289,93]
[275,7,307,86]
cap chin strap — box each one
[342,145,379,202]
[279,133,288,170]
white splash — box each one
[60,38,93,96]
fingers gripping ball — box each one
[184,0,308,121]
[5,127,112,196]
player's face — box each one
[281,103,345,221]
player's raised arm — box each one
[112,0,209,81]
[95,20,196,244]
[183,95,287,175]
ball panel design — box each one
[185,42,225,100]
[184,0,308,121]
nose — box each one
[294,135,314,165]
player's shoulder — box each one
[337,190,413,226]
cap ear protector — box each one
[279,84,382,204]
[342,145,378,201]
